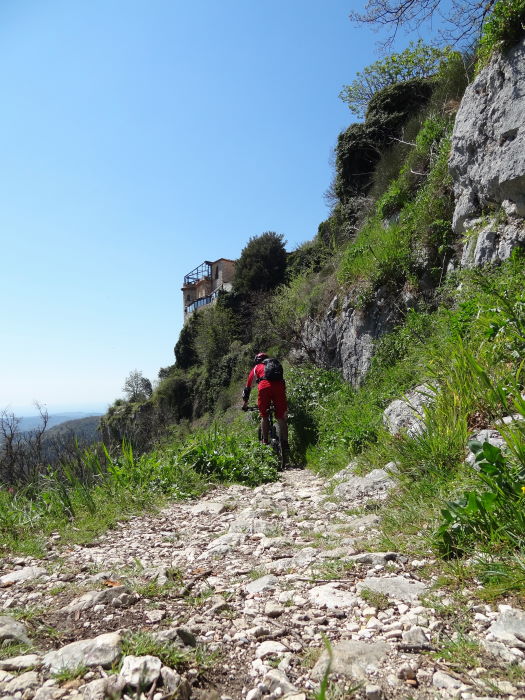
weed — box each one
[312,559,355,580]
[49,585,66,596]
[433,631,483,669]
[358,588,390,610]
[0,641,33,660]
[247,569,267,581]
[52,665,88,682]
[121,632,189,669]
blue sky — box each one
[0,0,423,415]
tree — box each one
[122,370,153,402]
[174,313,200,369]
[233,232,287,297]
[349,0,496,47]
[194,304,238,369]
[339,41,449,117]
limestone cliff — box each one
[450,37,525,268]
[299,39,525,386]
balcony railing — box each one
[185,287,222,315]
[183,261,212,286]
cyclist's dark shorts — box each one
[258,380,288,420]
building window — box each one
[215,266,219,279]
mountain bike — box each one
[245,405,286,470]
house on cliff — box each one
[182,258,236,320]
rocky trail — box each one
[1,465,525,700]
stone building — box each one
[181,258,236,320]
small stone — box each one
[0,567,47,587]
[384,629,402,639]
[255,641,287,659]
[264,601,284,618]
[262,668,297,694]
[365,617,382,631]
[43,631,122,673]
[120,655,162,687]
[245,689,261,700]
[398,663,417,681]
[145,609,166,624]
[401,626,429,648]
[0,616,31,646]
[245,575,280,594]
[3,670,40,693]
[432,670,463,691]
[365,684,383,700]
[0,654,41,671]
[161,666,182,694]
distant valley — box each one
[18,412,102,433]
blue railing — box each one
[185,287,222,315]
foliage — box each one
[477,0,525,67]
[122,632,189,670]
[0,408,280,554]
[340,41,448,117]
[176,423,278,486]
[287,239,330,278]
[122,370,153,402]
[154,371,193,421]
[175,313,201,369]
[335,78,433,204]
[436,439,525,557]
[193,303,239,370]
[349,0,500,47]
[338,115,453,294]
[233,231,287,297]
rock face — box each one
[298,285,399,386]
[450,37,525,259]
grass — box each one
[52,665,88,682]
[121,632,190,670]
[433,631,483,669]
[0,641,34,660]
[357,587,390,611]
[311,559,355,581]
[0,417,278,556]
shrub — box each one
[339,41,446,118]
[233,232,287,297]
[477,0,525,68]
[436,440,525,557]
[176,424,278,486]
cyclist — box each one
[242,352,289,461]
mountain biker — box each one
[242,352,289,461]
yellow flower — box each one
[521,486,525,495]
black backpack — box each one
[261,358,284,381]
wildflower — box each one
[521,486,525,495]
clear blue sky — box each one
[0,0,421,415]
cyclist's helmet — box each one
[254,352,268,365]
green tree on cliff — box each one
[233,231,287,297]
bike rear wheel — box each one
[270,425,285,471]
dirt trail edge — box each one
[1,467,524,700]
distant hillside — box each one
[18,413,102,433]
[44,416,101,444]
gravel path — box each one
[1,466,524,699]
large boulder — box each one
[383,384,435,436]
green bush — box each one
[233,231,287,297]
[436,439,525,557]
[176,424,278,486]
[477,0,525,68]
